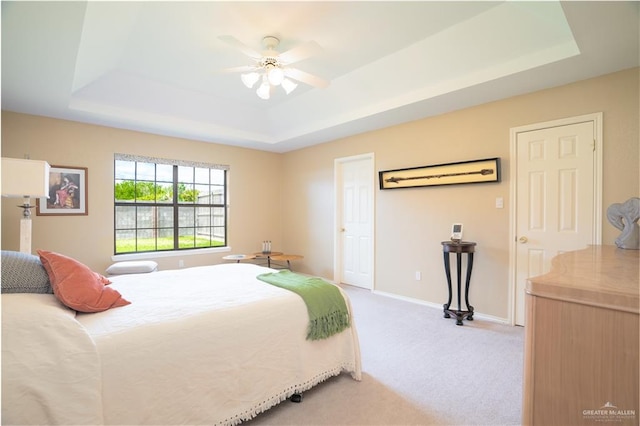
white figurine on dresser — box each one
[607,197,640,249]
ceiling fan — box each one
[218,35,329,100]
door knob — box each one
[519,236,528,244]
[341,228,346,232]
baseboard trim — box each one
[371,289,511,325]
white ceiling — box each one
[2,1,639,153]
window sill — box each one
[111,247,231,262]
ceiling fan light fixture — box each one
[281,78,298,95]
[221,34,328,100]
[240,72,260,88]
[267,66,285,86]
[256,79,271,100]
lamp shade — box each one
[267,66,285,86]
[256,80,271,100]
[1,158,51,198]
[241,72,260,89]
[281,78,298,95]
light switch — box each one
[496,197,504,209]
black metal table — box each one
[441,241,476,325]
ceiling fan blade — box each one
[285,68,330,89]
[277,41,323,65]
[218,65,259,74]
[218,35,262,59]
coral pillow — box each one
[37,250,130,313]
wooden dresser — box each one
[522,245,639,425]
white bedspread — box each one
[78,263,361,425]
[2,294,103,425]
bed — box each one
[1,250,362,425]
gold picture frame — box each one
[379,157,501,190]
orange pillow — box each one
[37,250,130,313]
[95,272,112,285]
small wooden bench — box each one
[269,254,303,270]
[227,253,304,270]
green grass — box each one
[116,236,225,253]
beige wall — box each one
[282,67,639,320]
[2,67,638,320]
[1,114,283,273]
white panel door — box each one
[339,157,373,289]
[514,120,597,325]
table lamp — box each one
[1,158,50,254]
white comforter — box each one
[2,294,104,425]
[2,263,361,425]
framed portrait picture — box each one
[36,165,88,215]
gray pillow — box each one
[1,250,52,294]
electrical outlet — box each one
[415,271,421,280]
[178,259,184,268]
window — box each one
[114,154,228,254]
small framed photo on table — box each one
[36,165,88,216]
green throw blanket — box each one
[257,270,350,341]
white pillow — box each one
[106,261,158,276]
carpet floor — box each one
[248,285,525,425]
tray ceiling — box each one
[2,1,638,152]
